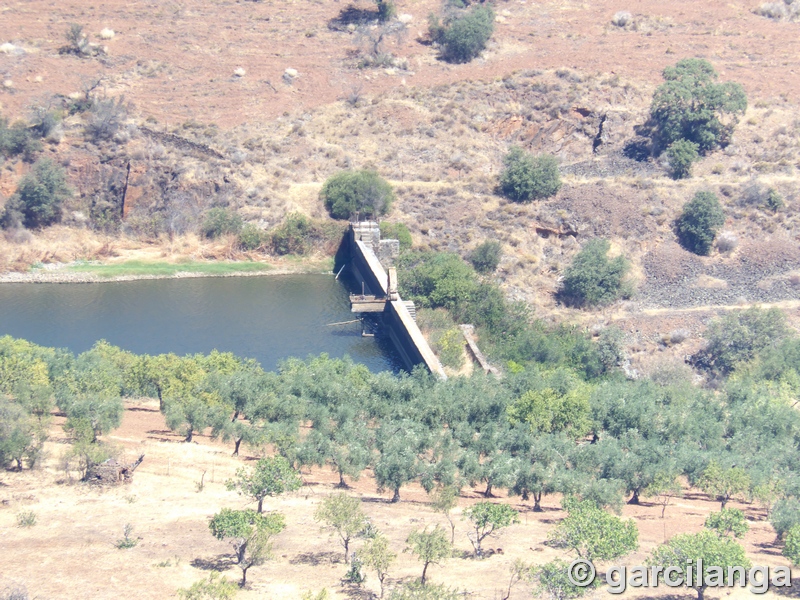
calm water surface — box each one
[0,274,402,373]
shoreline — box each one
[0,259,334,284]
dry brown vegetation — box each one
[0,400,796,599]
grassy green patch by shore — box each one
[68,260,274,278]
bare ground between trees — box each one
[0,399,796,599]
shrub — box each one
[15,511,37,528]
[389,582,461,600]
[440,5,495,63]
[499,147,561,202]
[0,118,42,161]
[62,24,90,55]
[559,239,630,307]
[650,58,747,154]
[1,159,71,229]
[666,139,700,179]
[468,241,502,274]
[379,221,412,250]
[611,10,633,27]
[755,1,800,20]
[115,523,138,549]
[238,223,265,251]
[676,191,725,255]
[715,231,738,253]
[177,573,239,600]
[376,0,396,21]
[431,327,465,370]
[201,207,243,239]
[85,97,128,143]
[765,188,784,211]
[270,213,313,255]
[320,170,394,220]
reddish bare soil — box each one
[2,0,800,128]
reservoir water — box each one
[0,274,402,373]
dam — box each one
[339,222,447,379]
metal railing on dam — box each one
[341,222,447,379]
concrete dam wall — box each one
[342,223,446,379]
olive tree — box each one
[704,508,749,539]
[359,534,396,598]
[462,502,519,558]
[208,508,285,587]
[782,524,800,566]
[314,492,367,563]
[698,461,750,509]
[533,559,596,600]
[226,456,302,513]
[406,526,451,585]
[648,530,750,600]
[548,497,638,561]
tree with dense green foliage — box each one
[359,534,396,598]
[468,241,502,274]
[533,559,596,600]
[226,456,302,513]
[676,191,725,255]
[666,139,700,179]
[314,492,368,563]
[698,461,750,509]
[201,207,243,238]
[437,5,495,63]
[704,508,749,538]
[462,502,519,558]
[406,526,451,585]
[559,239,630,307]
[648,530,750,600]
[782,524,800,566]
[698,307,788,375]
[499,148,561,203]
[379,221,413,250]
[548,497,639,561]
[770,497,800,540]
[297,403,373,488]
[208,508,285,587]
[374,418,436,502]
[0,397,46,470]
[320,170,394,220]
[1,159,71,229]
[507,382,592,439]
[650,58,747,154]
